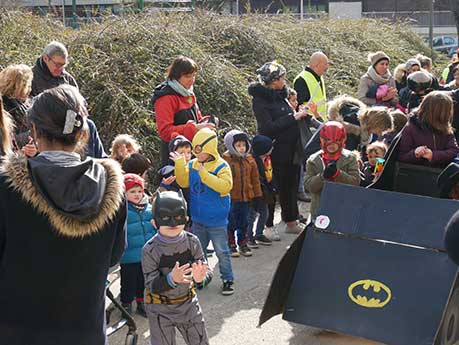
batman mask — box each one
[153,190,188,227]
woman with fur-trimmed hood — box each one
[304,95,393,160]
[0,85,127,345]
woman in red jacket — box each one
[152,56,215,165]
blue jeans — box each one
[192,222,234,282]
[227,201,249,246]
[247,201,268,240]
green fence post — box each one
[72,0,77,28]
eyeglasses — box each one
[47,55,68,69]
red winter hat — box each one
[124,173,144,191]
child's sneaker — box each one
[229,245,240,257]
[239,244,253,257]
[221,280,235,295]
[255,234,272,246]
[264,226,281,241]
[247,239,259,249]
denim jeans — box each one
[227,201,249,246]
[192,222,234,282]
[247,201,268,240]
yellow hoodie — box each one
[175,128,233,196]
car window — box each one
[433,38,443,47]
[444,37,455,45]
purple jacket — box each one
[398,116,459,168]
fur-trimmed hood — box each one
[328,95,366,137]
[0,153,124,238]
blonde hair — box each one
[110,134,141,161]
[0,95,14,155]
[359,106,393,135]
[417,91,453,135]
[366,141,387,156]
[0,64,33,101]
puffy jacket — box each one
[121,202,156,264]
[398,115,459,168]
[174,128,232,226]
[249,83,302,165]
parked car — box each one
[432,35,458,56]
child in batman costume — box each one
[142,190,212,345]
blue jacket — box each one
[121,202,156,264]
[189,161,231,227]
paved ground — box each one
[109,201,383,345]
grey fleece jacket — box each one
[142,231,213,300]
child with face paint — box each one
[305,121,361,219]
[142,190,212,345]
[120,174,157,317]
[170,127,235,295]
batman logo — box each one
[159,249,194,269]
[347,279,392,308]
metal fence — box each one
[362,11,455,27]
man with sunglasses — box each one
[31,41,107,159]
[31,41,78,97]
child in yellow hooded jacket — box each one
[170,128,235,295]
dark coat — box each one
[451,89,459,143]
[398,115,459,168]
[31,57,78,97]
[0,154,127,345]
[248,83,301,165]
[2,95,31,148]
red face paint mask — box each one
[320,121,347,161]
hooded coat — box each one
[174,128,233,227]
[222,130,262,202]
[0,153,127,345]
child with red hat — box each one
[304,121,361,219]
[120,173,157,317]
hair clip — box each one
[63,109,79,134]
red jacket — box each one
[152,83,203,142]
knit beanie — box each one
[257,61,286,85]
[368,51,390,68]
[405,58,421,72]
[124,173,144,191]
[252,135,273,156]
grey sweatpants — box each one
[146,297,209,345]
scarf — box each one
[367,66,392,85]
[167,79,194,97]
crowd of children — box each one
[3,46,459,345]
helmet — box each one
[320,121,347,161]
[407,71,432,93]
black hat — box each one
[445,210,459,265]
[437,162,459,198]
[153,190,187,228]
[252,135,273,156]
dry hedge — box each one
[0,10,445,171]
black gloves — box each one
[323,160,338,179]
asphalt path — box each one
[108,201,383,345]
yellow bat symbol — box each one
[347,279,392,308]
